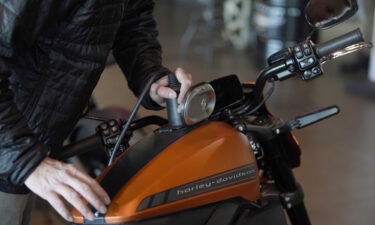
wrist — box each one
[22,143,48,186]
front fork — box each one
[262,137,311,225]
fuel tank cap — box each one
[181,83,216,126]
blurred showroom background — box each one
[30,0,375,224]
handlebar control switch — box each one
[301,64,323,80]
[275,58,297,81]
[294,46,303,59]
[96,119,130,157]
[291,40,323,81]
[299,57,315,69]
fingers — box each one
[150,83,165,106]
[154,75,177,99]
[149,68,193,107]
[175,68,193,104]
[67,165,110,205]
[64,167,108,215]
[149,76,177,106]
[150,68,193,107]
[45,192,72,222]
[25,158,112,222]
[155,75,168,86]
[56,185,95,221]
[156,85,177,99]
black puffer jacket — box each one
[0,0,169,193]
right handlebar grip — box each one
[316,28,364,58]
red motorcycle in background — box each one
[59,0,372,224]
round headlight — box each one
[181,83,216,126]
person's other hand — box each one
[25,157,111,222]
[150,68,193,107]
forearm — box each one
[0,0,67,187]
[0,66,46,187]
[113,0,170,109]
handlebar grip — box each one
[316,28,364,58]
[59,135,102,160]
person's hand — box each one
[150,68,193,107]
[25,157,110,222]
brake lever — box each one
[274,105,340,135]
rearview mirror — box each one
[305,0,358,29]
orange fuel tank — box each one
[73,121,260,224]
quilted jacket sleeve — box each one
[0,63,47,191]
[0,0,61,191]
[112,0,170,110]
[0,0,61,57]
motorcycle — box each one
[59,0,372,224]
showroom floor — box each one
[30,1,375,225]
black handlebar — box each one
[315,28,364,58]
[59,135,102,160]
[59,115,168,160]
[60,29,367,160]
